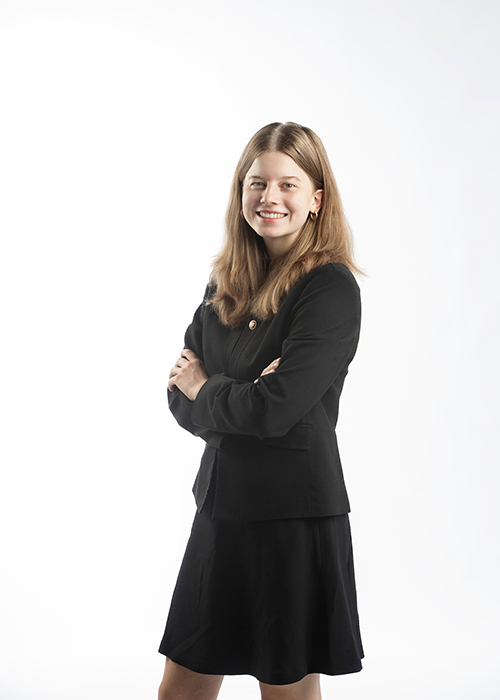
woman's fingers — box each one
[254,358,281,383]
[168,370,177,391]
[261,357,280,375]
[168,356,187,391]
[168,354,188,391]
[168,348,209,400]
[169,350,196,386]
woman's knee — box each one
[259,673,321,700]
[158,658,224,700]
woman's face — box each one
[242,151,323,259]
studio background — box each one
[1,1,499,698]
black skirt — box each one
[159,483,364,686]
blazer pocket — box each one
[257,423,313,451]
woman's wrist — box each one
[190,378,208,402]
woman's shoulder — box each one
[299,261,360,297]
[271,262,361,325]
[277,262,361,328]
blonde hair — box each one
[208,122,362,327]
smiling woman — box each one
[242,151,323,259]
[159,122,364,700]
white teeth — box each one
[259,212,286,219]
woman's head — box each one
[210,122,361,326]
[242,149,323,260]
[226,122,351,261]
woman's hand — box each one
[168,348,209,401]
[254,357,281,384]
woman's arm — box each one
[169,352,280,399]
[190,265,361,440]
[167,289,225,449]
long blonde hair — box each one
[208,122,362,327]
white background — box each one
[1,1,499,698]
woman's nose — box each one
[260,184,280,204]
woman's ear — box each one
[313,189,324,212]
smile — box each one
[257,212,287,219]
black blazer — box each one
[168,262,361,520]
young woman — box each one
[159,122,364,700]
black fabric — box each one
[168,262,361,520]
[159,480,364,685]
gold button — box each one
[248,319,257,330]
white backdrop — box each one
[1,1,499,698]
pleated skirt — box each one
[159,486,364,686]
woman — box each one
[159,122,364,700]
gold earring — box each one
[310,210,319,221]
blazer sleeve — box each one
[191,265,361,440]
[168,286,225,449]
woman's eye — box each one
[250,182,265,188]
[282,183,295,188]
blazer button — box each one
[248,319,257,330]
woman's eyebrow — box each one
[248,175,302,180]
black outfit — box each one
[159,262,364,684]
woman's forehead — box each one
[245,151,307,179]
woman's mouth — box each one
[257,212,287,219]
